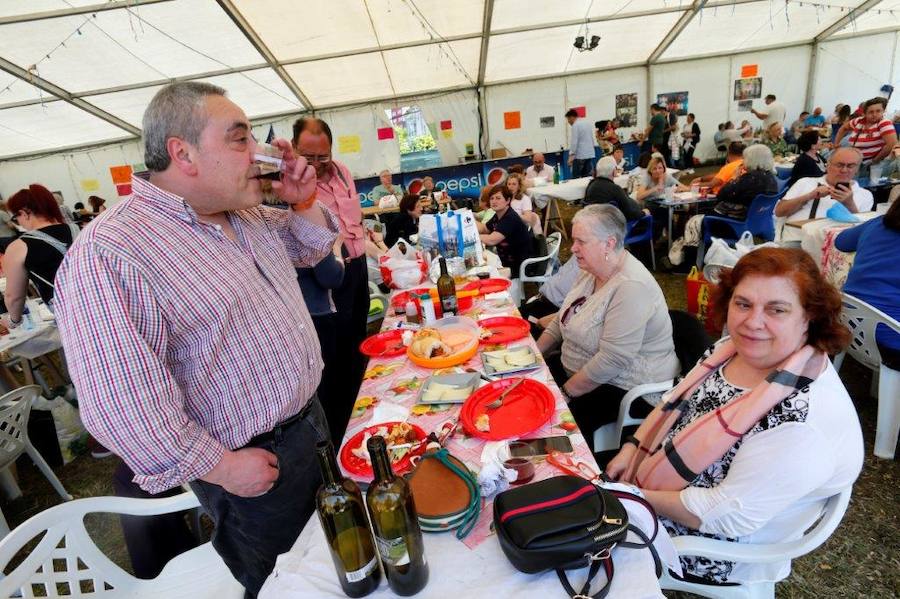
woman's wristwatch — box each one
[560,384,575,402]
[7,316,22,330]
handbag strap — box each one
[556,555,614,599]
[429,449,481,540]
[808,196,821,220]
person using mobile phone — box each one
[775,147,874,243]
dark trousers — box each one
[190,397,329,598]
[682,146,696,169]
[571,158,593,179]
[879,342,900,371]
[331,255,369,439]
[311,312,344,445]
[546,353,653,452]
[113,462,197,579]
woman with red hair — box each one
[607,247,863,586]
[3,184,79,326]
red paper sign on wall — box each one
[377,127,394,140]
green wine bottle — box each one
[315,441,381,597]
[365,435,429,596]
[436,256,458,317]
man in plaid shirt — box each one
[55,82,339,597]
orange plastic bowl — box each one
[407,316,480,369]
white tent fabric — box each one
[0,0,896,163]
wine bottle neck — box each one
[316,443,343,487]
[439,258,448,276]
[370,444,395,483]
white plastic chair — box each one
[832,293,900,459]
[0,492,243,598]
[511,232,562,306]
[593,380,674,452]
[659,487,853,599]
[0,385,72,537]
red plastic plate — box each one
[359,329,407,358]
[464,278,511,295]
[340,422,428,477]
[478,316,530,345]
[460,378,555,440]
[390,287,433,311]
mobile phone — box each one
[835,182,850,192]
[509,435,574,458]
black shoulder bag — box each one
[493,476,662,599]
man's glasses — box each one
[301,154,331,164]
[831,162,860,171]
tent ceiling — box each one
[0,0,892,158]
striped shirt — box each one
[847,117,894,161]
[54,176,338,493]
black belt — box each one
[245,398,315,448]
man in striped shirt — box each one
[54,82,338,597]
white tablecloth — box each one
[799,212,878,265]
[530,169,679,208]
[529,177,592,208]
[258,483,679,599]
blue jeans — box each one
[571,158,594,178]
[190,396,329,598]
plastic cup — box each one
[504,442,536,485]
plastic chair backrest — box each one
[0,386,42,472]
[668,310,712,376]
[744,192,781,240]
[518,232,561,283]
[840,293,900,372]
[0,493,205,598]
[624,213,653,243]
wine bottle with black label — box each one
[365,435,429,596]
[436,256,458,317]
[315,441,381,597]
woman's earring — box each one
[604,253,609,261]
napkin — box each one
[477,441,517,498]
[826,202,860,223]
[368,400,410,425]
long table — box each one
[259,285,678,598]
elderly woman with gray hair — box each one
[537,204,680,448]
[668,145,778,266]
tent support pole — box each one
[805,42,818,112]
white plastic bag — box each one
[32,395,88,464]
[378,239,428,289]
[378,195,399,209]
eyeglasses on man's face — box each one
[830,161,860,171]
[300,154,331,164]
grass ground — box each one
[2,185,897,597]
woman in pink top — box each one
[835,97,897,169]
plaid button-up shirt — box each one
[55,176,337,493]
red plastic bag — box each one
[379,239,428,289]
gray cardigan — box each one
[544,253,680,391]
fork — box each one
[485,378,525,410]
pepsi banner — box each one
[355,151,568,204]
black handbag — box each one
[493,475,661,599]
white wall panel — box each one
[813,32,900,118]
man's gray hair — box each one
[829,146,863,164]
[594,156,618,179]
[572,204,626,251]
[143,81,227,172]
[742,144,775,173]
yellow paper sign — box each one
[441,129,454,139]
[337,135,361,154]
[80,179,100,192]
